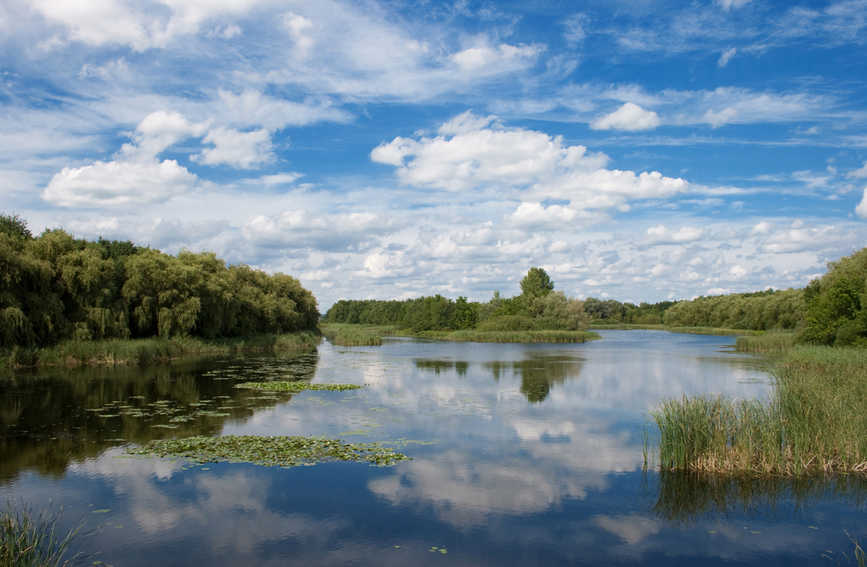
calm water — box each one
[1,330,864,566]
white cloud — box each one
[717,47,737,67]
[216,90,352,131]
[195,127,273,169]
[510,202,592,227]
[450,43,542,73]
[645,224,704,244]
[848,161,867,179]
[590,103,661,131]
[42,158,197,207]
[716,0,752,10]
[856,188,867,219]
[30,0,266,50]
[562,13,588,45]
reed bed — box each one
[2,331,320,368]
[417,329,600,343]
[320,324,385,346]
[589,323,765,336]
[735,332,797,354]
[654,346,867,476]
[0,502,79,567]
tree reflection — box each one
[0,353,318,483]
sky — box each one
[2,0,867,310]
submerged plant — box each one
[127,435,409,467]
[0,501,80,567]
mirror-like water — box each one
[1,330,864,565]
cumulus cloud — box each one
[216,90,352,131]
[42,158,197,207]
[590,103,661,131]
[371,111,687,212]
[450,43,543,73]
[645,224,704,244]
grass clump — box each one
[127,435,409,467]
[736,332,797,354]
[654,345,867,475]
[234,381,362,392]
[1,502,79,567]
[320,324,385,346]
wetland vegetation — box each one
[0,501,79,567]
[127,435,410,467]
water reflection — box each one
[1,331,864,566]
[0,353,318,483]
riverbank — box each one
[320,323,599,345]
[1,331,320,369]
[654,345,867,476]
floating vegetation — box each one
[127,435,410,467]
[234,381,362,393]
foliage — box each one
[1,501,79,567]
[662,289,805,331]
[519,267,554,299]
[127,435,410,467]
[320,323,386,346]
[0,216,318,351]
[800,247,867,346]
[324,268,588,336]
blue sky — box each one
[2,0,867,308]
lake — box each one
[1,330,864,565]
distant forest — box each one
[0,214,319,348]
[326,247,867,347]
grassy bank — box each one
[590,323,765,336]
[1,331,320,369]
[654,345,867,476]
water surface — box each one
[1,331,864,565]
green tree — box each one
[0,214,32,241]
[520,267,554,300]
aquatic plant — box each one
[654,346,867,475]
[233,381,361,392]
[0,501,79,567]
[127,435,410,467]
[735,332,797,354]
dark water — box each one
[1,330,864,566]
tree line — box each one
[0,214,319,348]
[324,267,590,332]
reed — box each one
[0,502,79,567]
[320,324,386,346]
[654,346,867,475]
[735,332,797,354]
[416,329,600,343]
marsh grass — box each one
[4,331,320,368]
[735,333,797,354]
[234,381,361,393]
[654,346,867,475]
[589,324,764,336]
[0,502,80,567]
[127,435,409,467]
[415,329,600,343]
[320,324,387,346]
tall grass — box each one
[0,502,79,567]
[2,331,320,369]
[735,332,797,354]
[320,324,386,346]
[654,346,867,475]
[589,323,764,336]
